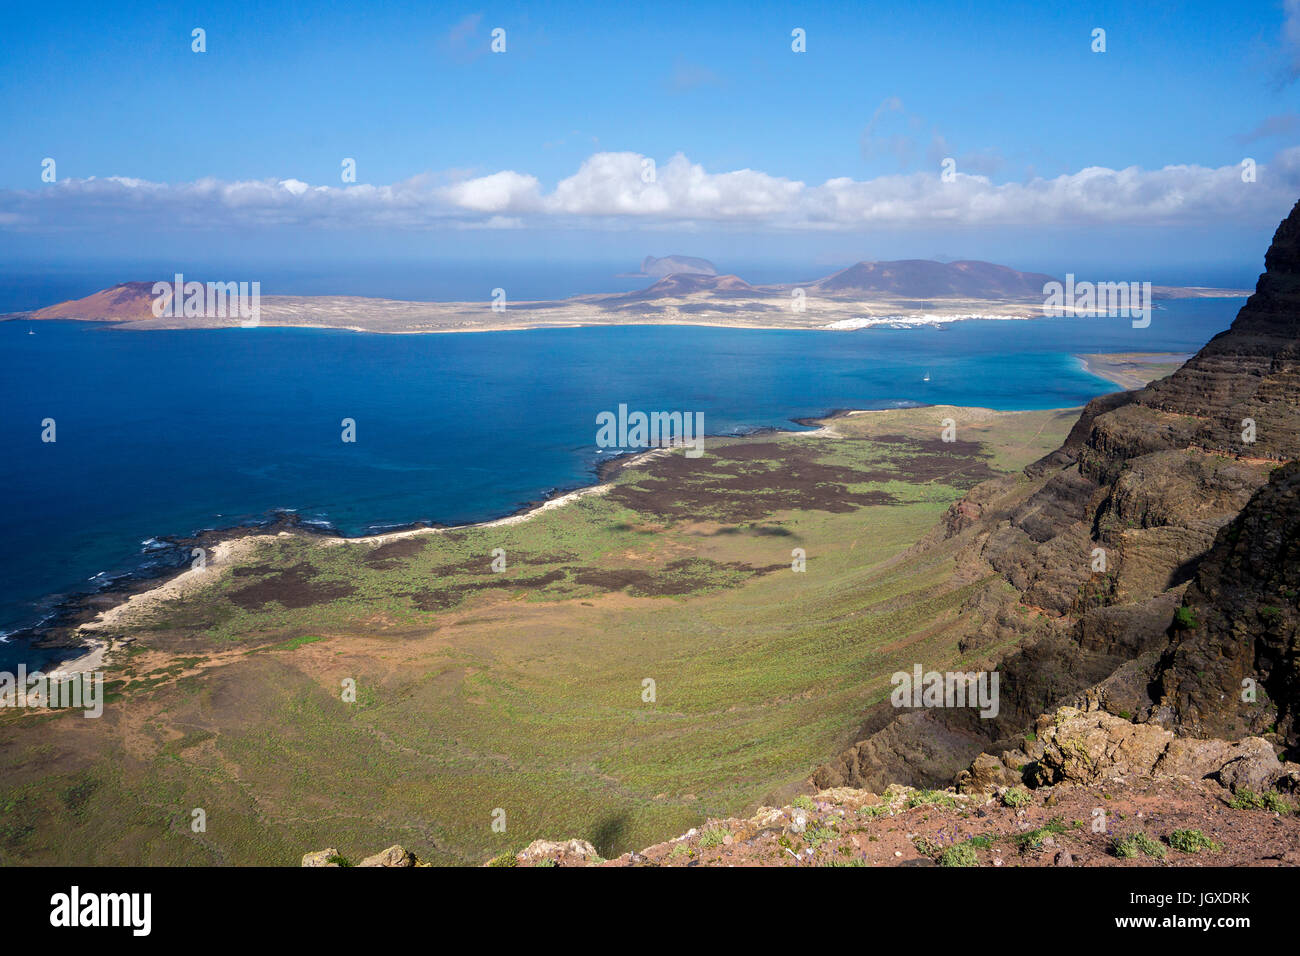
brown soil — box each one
[226,563,356,610]
[576,779,1300,867]
[607,438,995,522]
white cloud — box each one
[444,170,541,213]
[5,148,1298,234]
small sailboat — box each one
[922,371,931,382]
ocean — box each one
[0,298,1243,668]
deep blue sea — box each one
[0,298,1243,668]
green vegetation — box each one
[913,836,942,856]
[791,795,817,811]
[698,827,730,849]
[487,852,518,867]
[804,824,838,848]
[1000,787,1031,808]
[0,407,1080,866]
[1112,832,1166,860]
[906,789,958,809]
[1172,606,1200,630]
[1227,789,1294,813]
[1168,829,1220,854]
[938,843,979,867]
[1013,817,1067,853]
[272,634,325,652]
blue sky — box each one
[3,0,1299,285]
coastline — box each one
[40,400,1089,675]
[27,402,907,674]
[1076,351,1194,390]
[8,286,1248,337]
[28,444,685,673]
[8,346,1192,676]
[6,312,1034,336]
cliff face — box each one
[1155,462,1300,752]
[816,200,1300,792]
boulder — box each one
[301,848,341,867]
[516,838,600,865]
[955,752,1024,795]
[358,844,414,867]
[1028,706,1296,791]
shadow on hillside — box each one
[589,811,632,859]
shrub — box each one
[1112,832,1166,859]
[1172,606,1199,630]
[698,827,729,848]
[913,836,942,857]
[906,789,957,809]
[1014,817,1067,852]
[1001,787,1031,808]
[1264,791,1296,813]
[804,824,838,848]
[791,795,817,812]
[1228,789,1267,810]
[1168,829,1219,853]
[938,844,979,867]
[1230,789,1295,813]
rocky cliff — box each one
[816,199,1300,793]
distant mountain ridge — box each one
[640,255,717,277]
[809,259,1057,299]
[618,272,754,300]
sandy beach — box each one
[1078,352,1193,390]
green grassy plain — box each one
[0,406,1078,865]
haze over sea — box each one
[0,295,1243,668]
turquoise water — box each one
[0,300,1242,666]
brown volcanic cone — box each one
[616,272,756,300]
[31,281,162,322]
